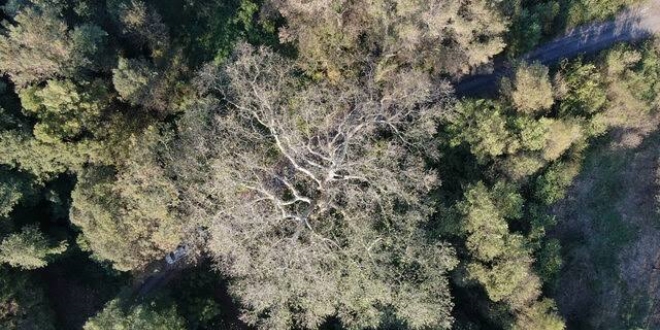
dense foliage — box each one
[0,0,656,329]
[177,45,456,329]
[83,298,186,330]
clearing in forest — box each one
[552,111,660,329]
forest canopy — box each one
[0,0,657,329]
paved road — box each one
[455,0,660,97]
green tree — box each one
[0,7,107,86]
[70,128,182,271]
[0,170,36,218]
[513,116,550,152]
[459,182,511,262]
[600,43,660,130]
[0,225,67,270]
[565,0,635,27]
[506,3,559,56]
[458,183,565,327]
[540,119,584,162]
[558,61,608,116]
[501,153,546,180]
[535,160,582,205]
[273,0,507,76]
[0,130,85,180]
[19,79,111,143]
[448,100,518,163]
[536,239,563,285]
[112,57,162,109]
[513,299,565,330]
[108,0,170,58]
[83,299,185,330]
[467,235,537,304]
[504,63,555,114]
[459,183,537,305]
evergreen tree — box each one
[0,6,107,86]
[504,63,555,114]
[84,299,185,330]
[0,225,67,270]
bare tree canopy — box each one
[177,44,457,329]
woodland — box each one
[0,0,658,329]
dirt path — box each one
[455,0,660,97]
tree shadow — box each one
[550,126,660,329]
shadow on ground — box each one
[551,125,660,329]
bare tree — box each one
[177,44,457,329]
